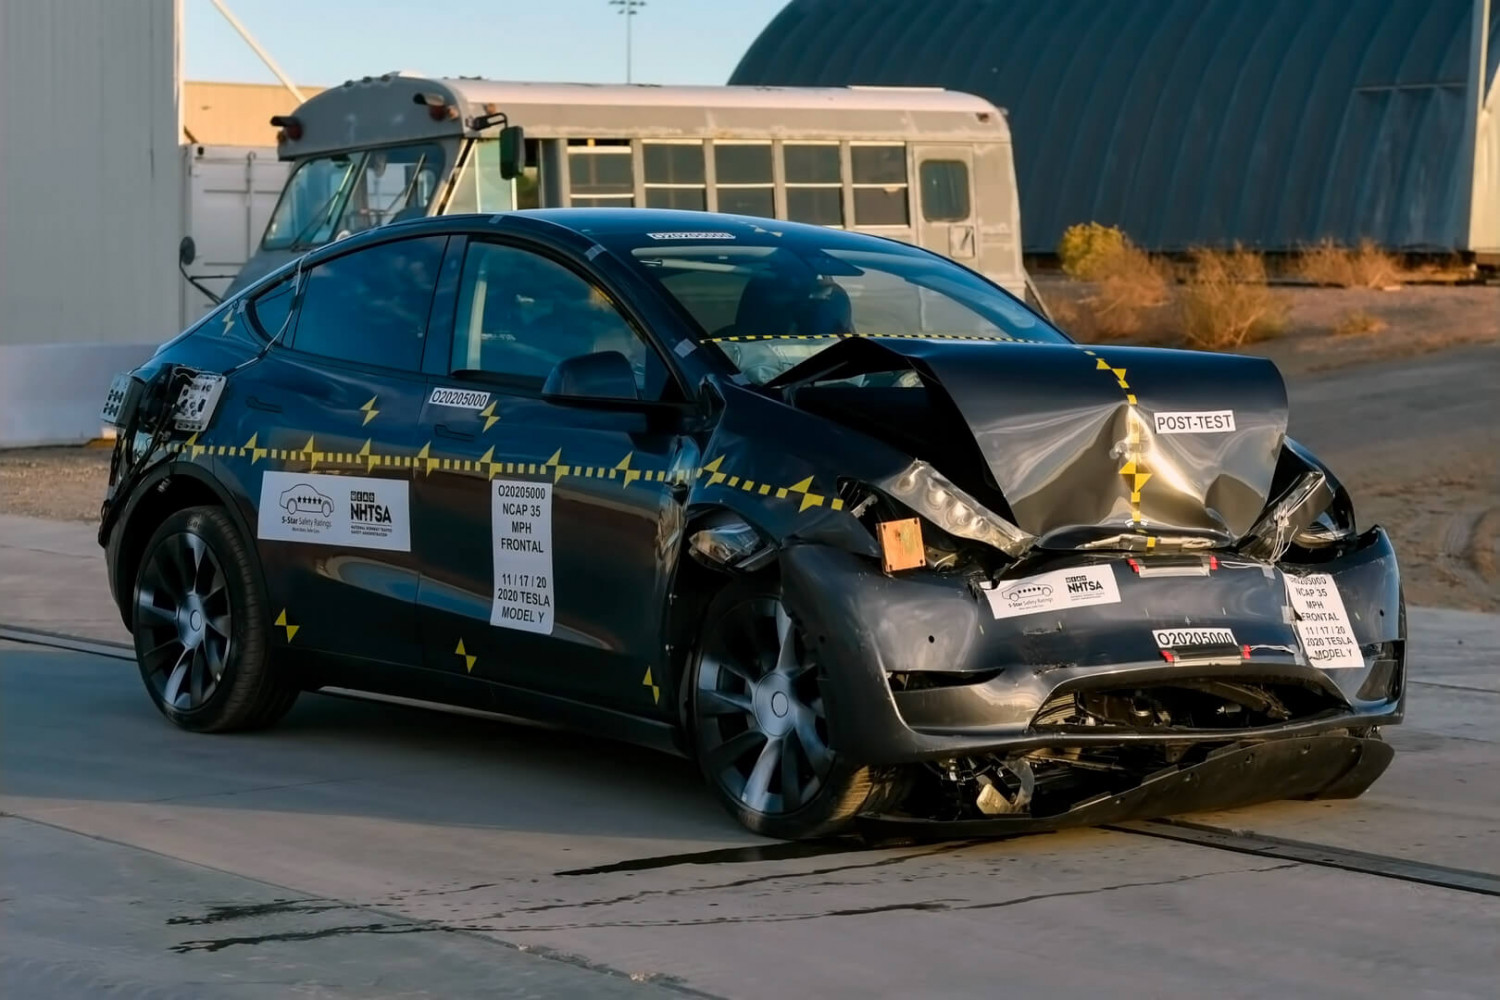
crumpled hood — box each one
[776,338,1289,543]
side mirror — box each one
[178,236,197,267]
[498,124,526,180]
[543,351,638,402]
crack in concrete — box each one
[481,863,1299,932]
[509,841,985,916]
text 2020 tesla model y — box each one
[99,210,1403,839]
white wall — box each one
[179,144,288,328]
[0,0,182,445]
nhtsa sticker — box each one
[1153,627,1237,648]
[490,479,554,635]
[1153,410,1236,435]
[428,387,492,410]
[256,471,410,551]
[1285,572,1362,668]
[986,565,1120,619]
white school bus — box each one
[230,74,1039,306]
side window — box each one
[451,242,669,398]
[920,160,971,222]
[713,142,774,218]
[289,236,445,371]
[851,144,909,226]
[567,140,634,207]
[783,143,844,226]
[247,277,295,340]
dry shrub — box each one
[1057,223,1172,338]
[1084,245,1172,337]
[1332,309,1386,337]
[1295,239,1402,289]
[1058,222,1129,280]
[1177,247,1286,350]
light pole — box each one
[609,0,647,84]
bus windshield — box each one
[261,142,449,251]
[612,231,1067,385]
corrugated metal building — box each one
[732,0,1500,255]
[0,0,183,445]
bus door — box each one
[912,146,977,264]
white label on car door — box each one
[490,479,554,635]
[985,565,1120,619]
[1285,572,1363,668]
[256,471,410,551]
[428,387,491,409]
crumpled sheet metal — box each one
[895,340,1290,542]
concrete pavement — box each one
[2,511,1499,997]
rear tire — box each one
[132,505,297,732]
[689,578,891,839]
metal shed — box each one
[732,0,1500,256]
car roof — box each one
[363,208,899,245]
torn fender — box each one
[686,378,913,556]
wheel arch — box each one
[110,462,261,630]
[664,503,782,732]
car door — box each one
[216,234,447,668]
[412,235,698,715]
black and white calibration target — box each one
[490,480,554,635]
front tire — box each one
[689,579,887,839]
[132,505,297,732]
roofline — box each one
[277,73,1010,158]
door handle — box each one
[246,394,282,413]
[435,423,475,441]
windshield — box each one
[261,143,448,251]
[616,235,1067,384]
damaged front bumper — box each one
[780,526,1404,823]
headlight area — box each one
[1242,440,1358,560]
[835,461,1034,580]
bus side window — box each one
[920,160,972,222]
[446,141,517,215]
[568,140,634,207]
[714,142,774,218]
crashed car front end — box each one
[685,337,1404,830]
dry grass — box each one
[1177,247,1287,350]
[1331,309,1386,337]
[1295,239,1402,289]
[1054,223,1172,339]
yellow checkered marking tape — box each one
[1083,348,1151,528]
[171,435,844,515]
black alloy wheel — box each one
[691,582,888,839]
[136,528,232,712]
[132,506,298,732]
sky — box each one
[184,0,790,87]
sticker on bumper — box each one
[491,479,553,635]
[1153,410,1236,434]
[1285,572,1362,668]
[986,565,1120,619]
[1153,627,1236,648]
[256,471,410,551]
